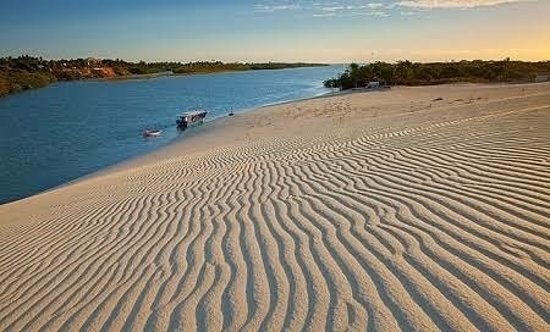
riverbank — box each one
[0,56,329,98]
[1,82,550,330]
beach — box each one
[1,82,550,330]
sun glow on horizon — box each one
[0,0,548,62]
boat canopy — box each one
[181,110,207,117]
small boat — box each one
[176,109,208,129]
[143,129,162,137]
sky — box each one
[0,0,549,63]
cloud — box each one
[253,0,532,18]
[396,0,531,9]
[321,6,346,12]
[254,3,300,13]
[255,1,392,17]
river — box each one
[0,65,344,203]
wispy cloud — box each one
[396,0,532,9]
[255,1,392,17]
[254,2,300,13]
[254,0,533,16]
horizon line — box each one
[2,54,550,64]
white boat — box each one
[176,109,208,129]
[143,129,162,137]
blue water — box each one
[0,65,344,204]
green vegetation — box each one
[324,59,550,90]
[0,70,56,96]
[0,55,327,97]
[0,56,57,96]
[173,61,326,74]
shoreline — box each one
[0,85,341,206]
[0,63,332,99]
[3,81,547,206]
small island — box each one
[0,55,328,97]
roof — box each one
[181,110,207,116]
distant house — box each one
[86,57,101,66]
[535,74,549,83]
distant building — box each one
[86,57,101,66]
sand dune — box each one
[1,83,550,331]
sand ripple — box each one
[1,84,550,331]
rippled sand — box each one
[1,83,549,331]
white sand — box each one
[1,83,550,331]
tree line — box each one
[324,59,550,90]
[0,55,327,97]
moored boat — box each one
[176,109,208,129]
[143,129,162,137]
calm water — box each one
[0,65,343,204]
